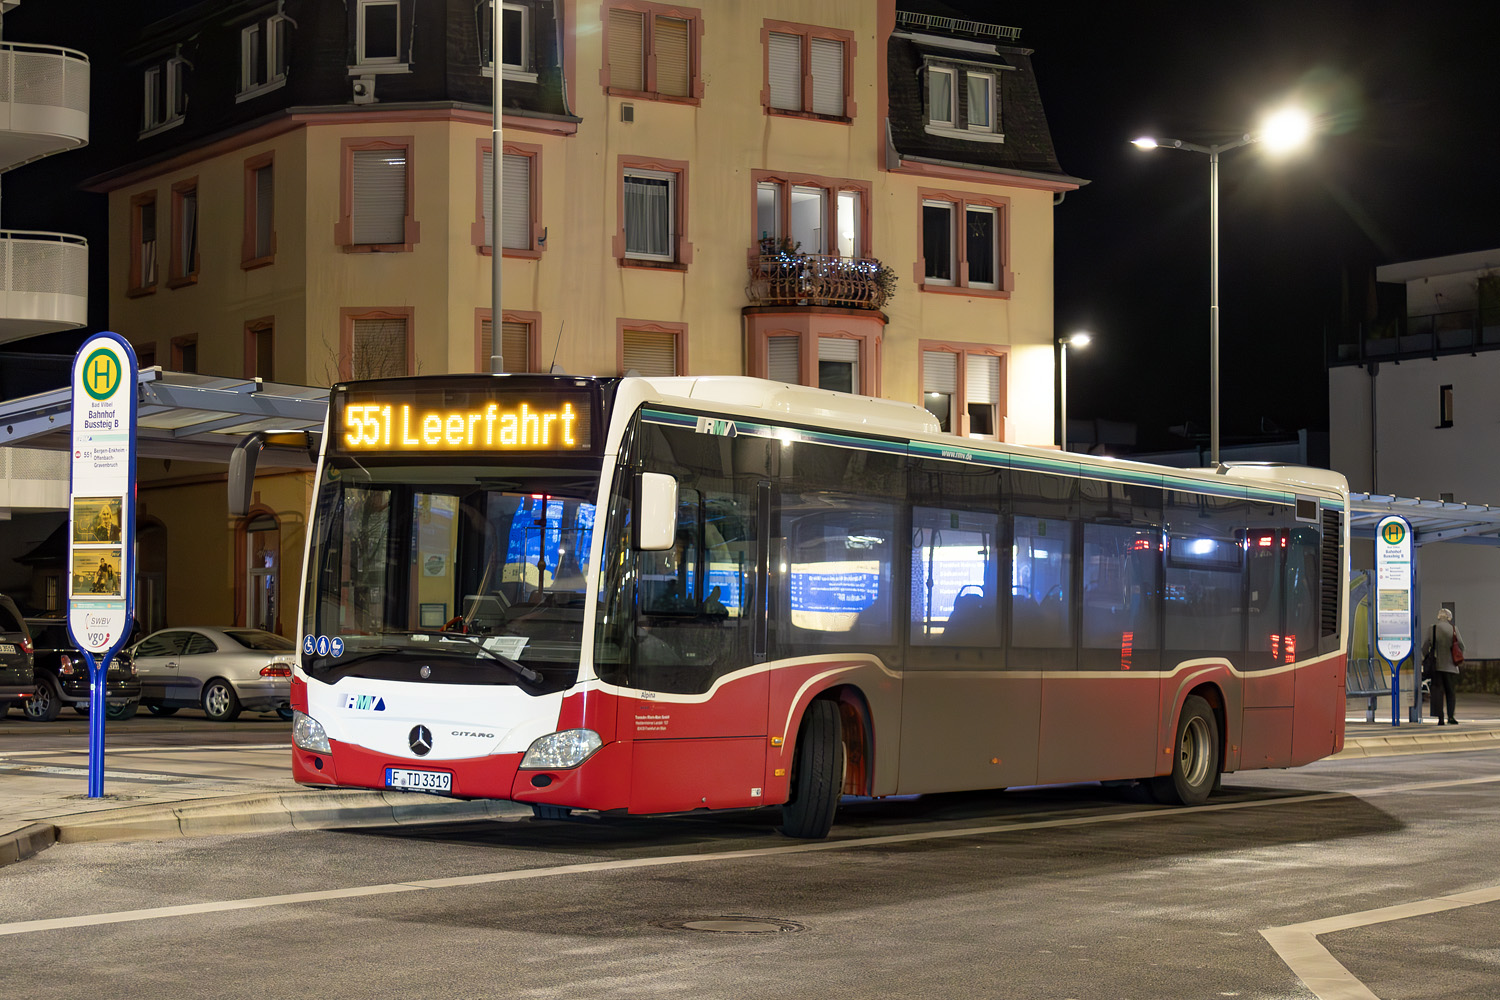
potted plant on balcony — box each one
[752,235,805,304]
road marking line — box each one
[1261,884,1500,1000]
[0,745,287,759]
[2,774,1497,938]
[0,765,185,783]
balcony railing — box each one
[0,230,89,343]
[745,253,894,310]
[0,42,91,171]
[1332,308,1500,365]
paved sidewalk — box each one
[3,694,1498,868]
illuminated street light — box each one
[1132,106,1312,465]
[1058,331,1092,453]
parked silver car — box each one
[130,627,295,721]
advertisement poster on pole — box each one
[68,333,139,798]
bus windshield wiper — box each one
[438,632,545,686]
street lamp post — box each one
[1132,109,1310,466]
[1058,331,1091,453]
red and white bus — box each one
[291,374,1348,838]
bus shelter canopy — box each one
[1349,493,1500,547]
[0,367,328,468]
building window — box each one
[169,179,199,287]
[477,310,538,372]
[620,322,686,376]
[476,142,542,256]
[767,336,800,383]
[1439,384,1454,428]
[921,345,1006,439]
[603,3,701,102]
[239,13,290,99]
[342,308,414,380]
[918,191,1012,294]
[336,137,418,251]
[817,337,860,393]
[615,157,691,267]
[966,71,995,132]
[924,62,1004,140]
[764,22,853,120]
[754,173,869,258]
[172,335,199,374]
[926,66,954,127]
[356,0,403,67]
[136,342,157,369]
[245,318,275,380]
[482,2,536,81]
[243,152,276,268]
[129,191,158,296]
[142,56,188,135]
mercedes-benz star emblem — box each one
[409,725,433,756]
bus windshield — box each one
[300,460,602,694]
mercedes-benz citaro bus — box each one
[291,374,1349,838]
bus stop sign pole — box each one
[1374,515,1413,728]
[67,333,139,798]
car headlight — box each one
[292,711,331,753]
[520,729,602,770]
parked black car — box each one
[17,615,142,721]
[0,596,35,715]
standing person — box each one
[1422,607,1465,725]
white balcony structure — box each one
[0,42,89,170]
[0,40,90,342]
[0,230,87,341]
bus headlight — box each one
[292,711,331,753]
[520,729,602,770]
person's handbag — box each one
[1451,632,1465,666]
[1422,626,1438,676]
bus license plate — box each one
[385,768,452,793]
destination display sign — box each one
[334,388,594,455]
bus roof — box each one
[626,375,1348,500]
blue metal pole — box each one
[85,650,107,797]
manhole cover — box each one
[677,917,805,934]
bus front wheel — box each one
[1149,695,1219,806]
[779,699,843,839]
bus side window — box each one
[1284,527,1320,662]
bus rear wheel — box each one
[779,699,843,839]
[1150,695,1219,806]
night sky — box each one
[976,0,1500,451]
[5,2,1499,454]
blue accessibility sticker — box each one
[302,634,316,655]
[330,636,345,657]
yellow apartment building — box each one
[83,0,1081,635]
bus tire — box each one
[1149,695,1219,806]
[779,699,843,839]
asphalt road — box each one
[2,748,1497,999]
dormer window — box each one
[351,0,410,74]
[142,55,188,136]
[921,58,1006,143]
[239,11,293,101]
[481,2,537,82]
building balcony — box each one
[0,231,88,343]
[1332,308,1500,365]
[745,253,895,310]
[0,42,90,171]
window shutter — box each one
[351,149,407,244]
[609,9,645,91]
[255,165,274,258]
[818,337,858,363]
[501,153,531,249]
[481,149,493,245]
[351,318,407,379]
[480,318,531,372]
[767,32,801,111]
[503,321,530,372]
[768,337,801,383]
[623,329,677,377]
[923,351,957,393]
[810,38,844,116]
[966,354,1000,407]
[655,16,690,97]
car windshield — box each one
[300,459,603,694]
[223,630,295,651]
